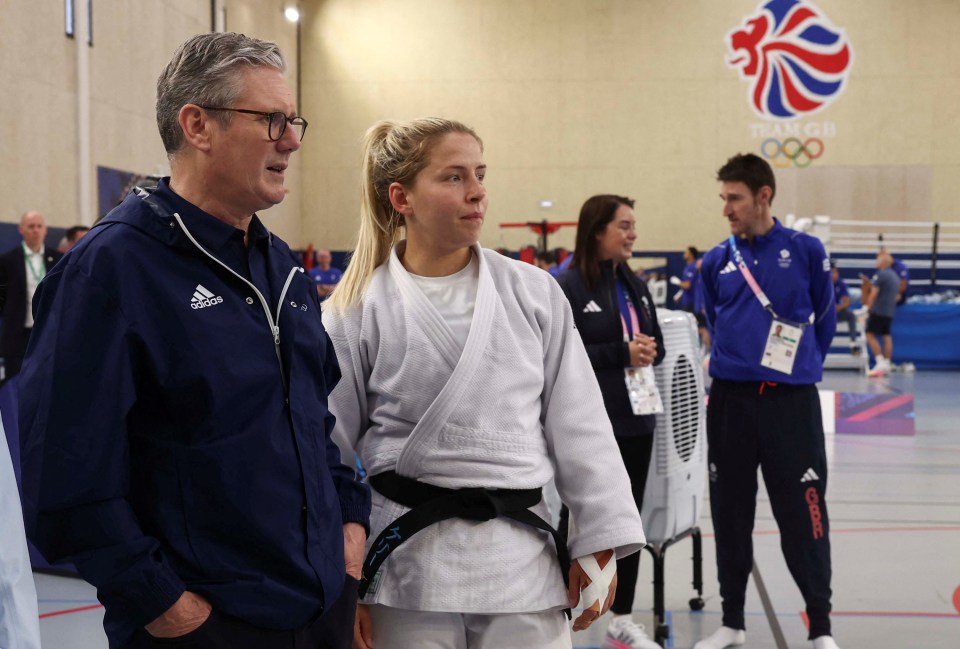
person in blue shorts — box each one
[864,251,900,377]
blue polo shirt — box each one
[701,219,836,384]
[833,276,849,305]
[892,258,909,283]
[310,266,343,287]
[680,261,698,308]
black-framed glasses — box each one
[198,106,308,142]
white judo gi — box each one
[324,243,645,615]
[0,417,42,649]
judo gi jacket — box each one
[323,243,646,614]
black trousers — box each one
[0,326,31,381]
[125,577,358,649]
[559,434,653,615]
[707,380,833,639]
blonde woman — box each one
[324,118,645,649]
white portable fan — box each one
[641,309,706,544]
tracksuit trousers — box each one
[706,379,833,639]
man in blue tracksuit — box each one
[694,154,840,649]
[18,33,370,649]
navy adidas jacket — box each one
[558,260,665,436]
[18,181,371,647]
[701,219,836,384]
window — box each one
[65,0,74,37]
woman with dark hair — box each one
[557,194,666,649]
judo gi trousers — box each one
[706,379,833,639]
[366,606,572,649]
[0,421,41,649]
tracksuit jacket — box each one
[18,180,371,647]
[700,218,836,383]
[557,260,665,435]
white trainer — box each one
[603,615,662,649]
[866,364,886,377]
[693,625,746,649]
[812,636,841,649]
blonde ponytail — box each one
[326,118,482,311]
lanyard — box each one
[727,236,812,328]
[616,281,641,342]
[727,235,774,312]
[22,242,46,283]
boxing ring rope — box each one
[807,217,960,288]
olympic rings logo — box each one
[760,137,824,168]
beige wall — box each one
[1,1,958,254]
[0,0,80,227]
[0,0,301,241]
[300,0,960,255]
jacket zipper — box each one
[173,213,301,392]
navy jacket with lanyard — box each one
[558,260,665,435]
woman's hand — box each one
[353,604,374,649]
[629,333,658,367]
[567,549,617,632]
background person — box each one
[830,260,860,355]
[18,32,369,649]
[310,248,343,300]
[864,251,900,377]
[693,256,711,352]
[890,254,909,305]
[679,246,699,310]
[535,248,557,273]
[0,210,62,381]
[697,153,839,649]
[557,194,665,649]
[57,224,92,253]
[679,246,711,351]
[323,118,646,649]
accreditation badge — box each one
[761,319,804,375]
[625,366,664,415]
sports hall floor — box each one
[34,369,960,648]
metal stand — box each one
[641,526,705,646]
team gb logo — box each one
[725,0,853,120]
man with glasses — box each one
[19,32,369,649]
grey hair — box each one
[156,32,286,157]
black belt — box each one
[360,471,572,607]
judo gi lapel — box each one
[393,243,497,477]
[388,244,462,371]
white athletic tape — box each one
[576,553,616,611]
